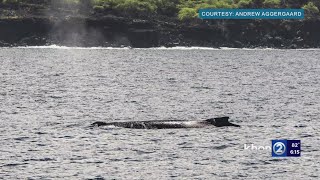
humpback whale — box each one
[91,117,240,129]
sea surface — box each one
[0,47,319,179]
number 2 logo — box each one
[273,142,286,155]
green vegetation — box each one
[178,7,197,21]
[92,0,157,13]
[237,0,253,8]
[303,2,319,15]
[0,0,319,20]
[89,0,320,20]
[113,0,156,13]
[263,0,281,8]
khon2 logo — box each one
[272,140,301,157]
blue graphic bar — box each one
[199,9,304,19]
[272,139,301,157]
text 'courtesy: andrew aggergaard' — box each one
[199,9,304,19]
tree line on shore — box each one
[1,0,319,20]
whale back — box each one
[91,117,240,128]
[205,117,240,127]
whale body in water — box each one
[91,117,240,129]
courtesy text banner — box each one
[199,9,304,19]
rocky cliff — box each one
[0,13,319,48]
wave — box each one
[1,45,319,51]
[14,45,131,50]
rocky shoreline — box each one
[0,14,320,48]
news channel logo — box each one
[272,140,301,157]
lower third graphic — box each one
[272,140,301,157]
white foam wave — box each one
[15,45,131,50]
[2,45,319,51]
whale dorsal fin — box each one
[205,117,240,127]
[91,121,107,127]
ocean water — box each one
[0,47,319,179]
